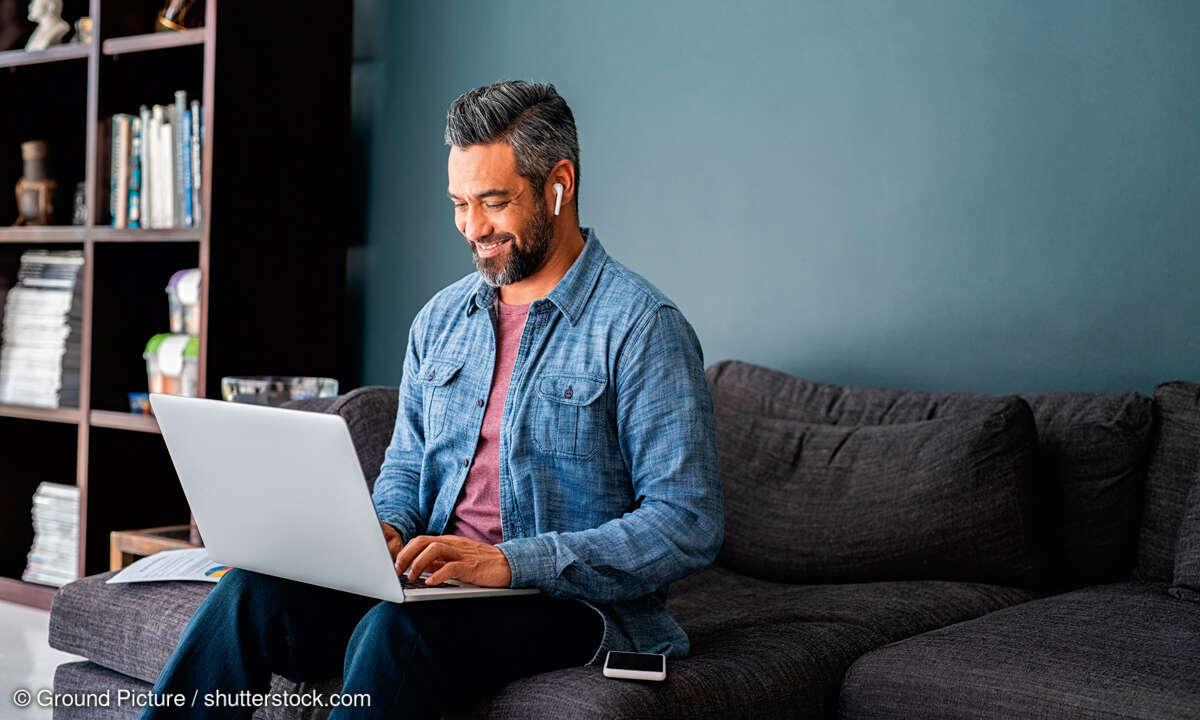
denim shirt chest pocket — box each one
[532,373,608,460]
[416,357,465,440]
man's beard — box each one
[471,200,554,287]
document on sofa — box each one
[106,548,232,584]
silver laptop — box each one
[149,393,538,603]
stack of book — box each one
[22,482,80,587]
[0,250,84,408]
[110,89,203,229]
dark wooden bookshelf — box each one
[0,0,352,608]
[0,404,82,424]
[0,43,89,69]
[0,227,198,243]
[0,227,88,243]
[89,409,159,433]
[90,227,200,242]
[0,576,56,610]
[101,27,203,56]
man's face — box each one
[448,142,554,288]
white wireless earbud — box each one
[553,183,563,216]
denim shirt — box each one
[371,228,723,664]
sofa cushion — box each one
[839,581,1200,719]
[706,360,1007,425]
[667,564,1033,646]
[1138,381,1200,582]
[50,563,1031,719]
[453,565,1031,719]
[706,360,1156,593]
[1021,391,1154,593]
[711,394,1037,584]
[459,621,881,720]
[1169,467,1200,602]
[50,571,216,684]
[283,385,398,491]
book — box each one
[191,99,202,226]
[147,107,161,228]
[21,481,80,587]
[128,116,142,229]
[109,118,118,228]
[0,250,84,408]
[139,105,151,229]
[110,114,134,228]
[150,105,175,229]
[109,93,200,230]
[181,109,193,228]
[174,90,188,227]
[158,105,176,228]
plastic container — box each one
[144,333,199,397]
[220,376,339,406]
[166,268,201,335]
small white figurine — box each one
[26,0,69,52]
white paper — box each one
[106,547,232,584]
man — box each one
[142,81,722,719]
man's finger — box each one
[408,542,458,580]
[394,535,434,573]
[427,561,466,586]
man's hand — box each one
[381,522,405,563]
[394,534,512,587]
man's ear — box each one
[545,159,576,212]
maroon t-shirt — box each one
[442,297,529,544]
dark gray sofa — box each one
[47,361,1200,718]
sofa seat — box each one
[455,564,1033,719]
[667,564,1034,644]
[49,564,1032,719]
[839,581,1200,719]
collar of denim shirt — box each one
[465,226,607,327]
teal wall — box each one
[360,1,1200,395]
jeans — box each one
[139,568,603,719]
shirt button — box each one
[564,387,573,399]
[463,459,470,467]
[476,399,484,407]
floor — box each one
[0,599,86,719]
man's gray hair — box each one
[445,81,580,203]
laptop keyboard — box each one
[400,574,453,589]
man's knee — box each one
[353,602,413,636]
[207,568,290,612]
[348,603,425,653]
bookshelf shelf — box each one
[0,403,82,424]
[102,28,205,57]
[0,0,350,611]
[90,227,201,243]
[0,228,200,243]
[0,227,88,244]
[0,576,55,610]
[89,409,159,433]
[0,43,89,70]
